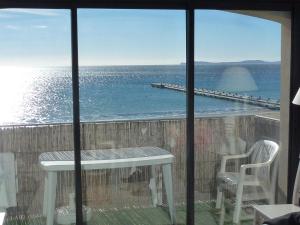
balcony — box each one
[0,114,279,225]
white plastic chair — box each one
[0,153,17,211]
[216,140,279,224]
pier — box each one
[151,83,280,110]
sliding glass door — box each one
[0,8,76,225]
[194,10,289,225]
[77,9,186,225]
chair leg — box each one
[233,183,243,224]
[264,185,275,204]
[216,187,223,209]
[162,164,176,225]
[43,176,48,216]
[269,192,275,205]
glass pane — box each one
[78,9,186,225]
[0,9,74,225]
[195,10,289,225]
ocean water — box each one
[0,63,280,125]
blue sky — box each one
[0,9,281,66]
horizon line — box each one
[0,59,281,68]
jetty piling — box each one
[151,82,280,110]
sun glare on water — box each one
[0,66,36,125]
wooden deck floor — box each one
[4,203,253,225]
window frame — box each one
[0,1,297,225]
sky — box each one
[0,9,281,67]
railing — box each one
[0,115,279,218]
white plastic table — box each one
[39,146,175,225]
[253,204,300,225]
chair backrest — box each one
[249,140,279,192]
[249,140,279,165]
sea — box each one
[0,63,280,125]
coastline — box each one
[0,109,280,127]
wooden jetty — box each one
[151,83,280,110]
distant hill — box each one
[181,60,280,65]
[237,60,280,64]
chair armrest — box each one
[220,153,249,172]
[241,161,270,170]
[239,162,271,180]
[223,153,249,160]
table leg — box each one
[219,194,225,225]
[149,165,158,207]
[46,172,57,225]
[253,209,257,225]
[43,176,48,216]
[162,164,175,225]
